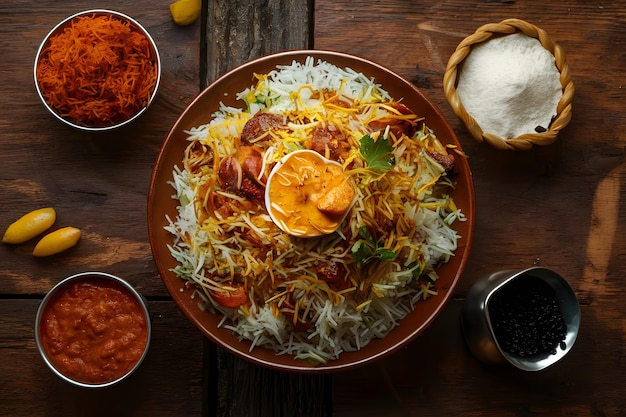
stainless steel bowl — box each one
[34,9,161,131]
[462,267,580,371]
[35,271,151,388]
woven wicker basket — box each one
[443,19,575,151]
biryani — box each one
[165,57,465,363]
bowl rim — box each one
[148,49,475,373]
[264,149,352,237]
[443,18,575,151]
[33,9,162,132]
[35,271,152,388]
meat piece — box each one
[218,147,264,190]
[214,196,235,219]
[310,125,350,161]
[425,149,455,172]
[240,177,265,201]
[315,261,351,291]
[239,146,263,184]
[241,112,284,143]
[218,146,265,202]
[219,156,242,191]
[315,260,347,283]
[368,102,418,139]
[316,180,355,217]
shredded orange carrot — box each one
[36,14,158,127]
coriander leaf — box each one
[358,225,375,245]
[409,261,423,281]
[351,240,375,268]
[360,135,395,171]
[351,226,397,268]
[376,248,397,261]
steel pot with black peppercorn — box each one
[462,267,580,371]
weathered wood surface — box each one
[315,1,626,416]
[203,2,330,417]
[0,0,205,415]
[2,0,625,416]
[1,300,204,416]
[204,0,313,84]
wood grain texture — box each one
[315,0,626,416]
[332,300,621,417]
[0,0,201,298]
[0,1,204,416]
[213,350,332,417]
[2,0,625,416]
[202,2,329,417]
[0,300,204,417]
[204,0,313,85]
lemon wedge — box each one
[170,0,201,26]
[2,207,56,244]
[33,227,81,257]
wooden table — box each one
[2,1,624,416]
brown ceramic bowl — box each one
[148,50,475,373]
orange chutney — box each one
[39,276,148,384]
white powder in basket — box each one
[456,33,563,139]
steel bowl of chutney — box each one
[35,271,151,388]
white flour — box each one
[456,33,563,139]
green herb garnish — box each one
[409,261,423,281]
[359,134,395,171]
[351,226,397,268]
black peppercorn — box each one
[488,276,567,358]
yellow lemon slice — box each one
[170,0,202,26]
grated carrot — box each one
[36,13,158,127]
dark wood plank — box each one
[202,2,332,417]
[315,0,626,415]
[213,351,332,417]
[204,0,314,84]
[0,299,204,416]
